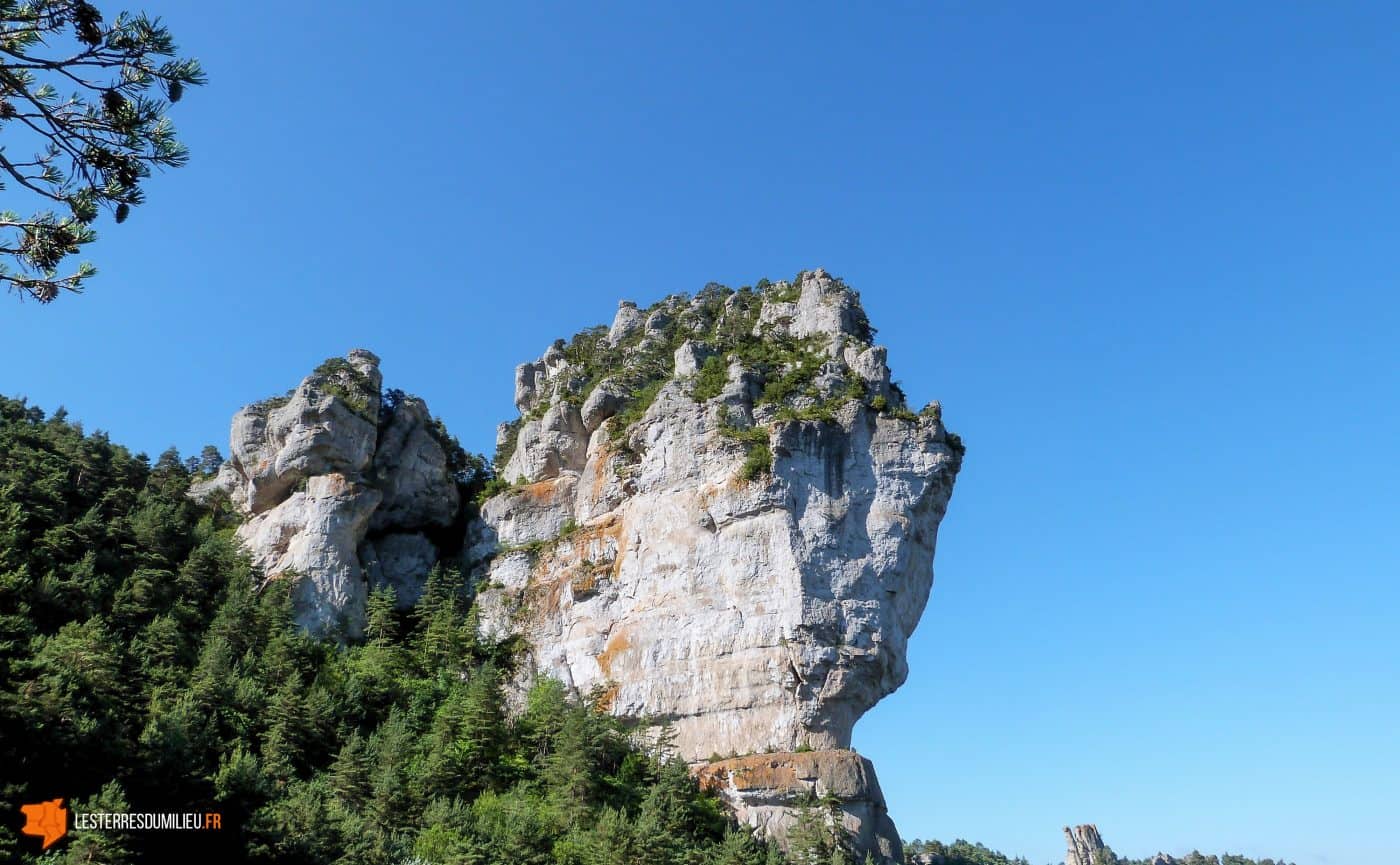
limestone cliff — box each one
[468,270,963,862]
[190,350,462,638]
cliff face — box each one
[468,270,962,862]
[471,271,961,759]
[190,350,461,638]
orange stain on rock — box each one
[597,628,633,678]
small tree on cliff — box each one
[0,1,203,302]
[786,790,854,865]
[1093,846,1121,865]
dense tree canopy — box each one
[0,2,203,302]
[903,838,1034,865]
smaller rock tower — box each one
[1065,824,1108,865]
[190,350,463,637]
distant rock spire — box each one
[1065,824,1107,865]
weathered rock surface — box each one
[695,750,901,864]
[361,531,439,609]
[191,350,461,637]
[469,270,963,862]
[371,394,460,532]
[1065,824,1108,865]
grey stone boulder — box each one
[502,402,588,483]
[849,345,891,397]
[513,359,548,414]
[673,339,715,377]
[608,300,644,344]
[580,378,630,433]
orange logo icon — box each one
[20,798,68,849]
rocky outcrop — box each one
[191,350,461,637]
[185,272,961,863]
[695,750,902,863]
[469,271,963,862]
[1065,824,1107,865]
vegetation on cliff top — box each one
[494,274,922,480]
[311,356,380,422]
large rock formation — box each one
[1065,824,1108,865]
[186,272,962,862]
[190,350,461,637]
[469,271,963,862]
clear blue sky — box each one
[3,3,1398,863]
